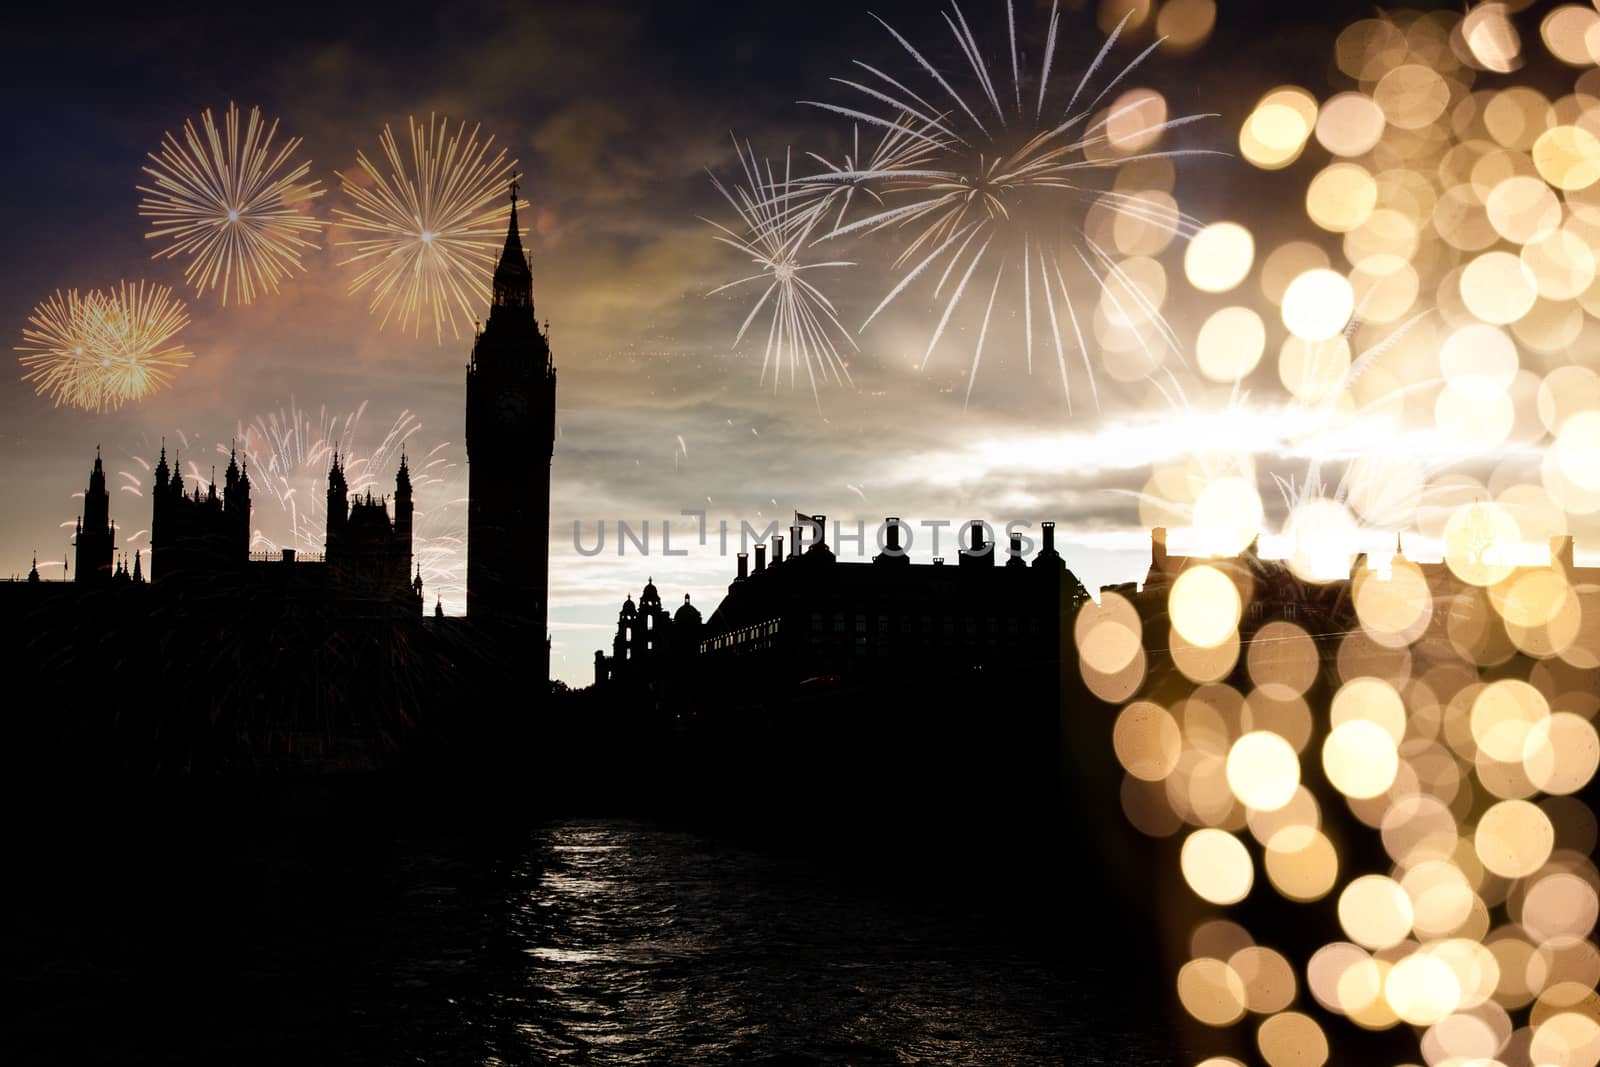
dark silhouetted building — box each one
[466,179,557,679]
[73,448,114,585]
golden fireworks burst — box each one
[16,282,193,412]
[138,101,326,306]
[334,114,525,344]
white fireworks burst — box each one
[705,138,858,403]
[804,0,1217,409]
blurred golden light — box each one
[1227,731,1301,812]
[1471,678,1551,761]
[1460,249,1539,323]
[1155,0,1215,52]
[1440,323,1520,399]
[1463,3,1522,73]
[1521,871,1600,942]
[1523,712,1600,795]
[1554,411,1600,491]
[1107,89,1168,154]
[1182,828,1255,905]
[1338,874,1415,949]
[1323,720,1400,799]
[1443,500,1522,586]
[1306,163,1378,233]
[1484,87,1556,150]
[1315,92,1386,157]
[1374,64,1451,130]
[1542,4,1600,66]
[1195,306,1266,382]
[1260,241,1329,305]
[1186,222,1255,293]
[1474,798,1555,878]
[1384,950,1462,1026]
[1247,621,1319,699]
[1331,677,1407,744]
[1113,701,1183,782]
[1265,827,1339,902]
[1241,88,1318,170]
[1257,1011,1329,1067]
[1486,175,1562,244]
[1535,124,1600,189]
[1170,565,1242,648]
[1281,270,1354,341]
[1230,945,1298,1014]
[1178,957,1248,1026]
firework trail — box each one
[138,102,326,306]
[16,283,193,412]
[804,1,1216,409]
[334,115,525,344]
[706,138,859,402]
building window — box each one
[833,612,845,633]
[855,613,866,633]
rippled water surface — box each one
[14,812,1182,1065]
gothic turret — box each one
[224,445,251,560]
[326,450,348,549]
[395,447,414,579]
[75,446,113,584]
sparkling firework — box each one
[706,139,858,401]
[16,282,193,412]
[138,102,326,306]
[16,289,110,410]
[334,115,525,343]
[117,401,467,609]
[806,1,1215,408]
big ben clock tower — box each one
[466,178,557,680]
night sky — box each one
[0,0,1513,683]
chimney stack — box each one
[812,514,826,550]
[1042,521,1056,555]
[885,517,901,553]
[755,544,767,572]
[791,521,803,556]
[1152,526,1169,568]
[773,535,784,563]
[736,552,748,580]
[1007,533,1025,568]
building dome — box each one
[640,576,661,608]
[620,594,636,618]
[673,594,701,626]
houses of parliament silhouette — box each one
[3,182,561,773]
[27,182,557,636]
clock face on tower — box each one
[495,390,529,421]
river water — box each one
[12,808,1185,1065]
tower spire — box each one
[492,172,532,309]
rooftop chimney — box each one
[791,521,803,556]
[1042,521,1056,554]
[1007,533,1025,568]
[885,517,901,553]
[736,552,748,580]
[812,514,826,551]
[1152,526,1169,568]
[755,544,767,572]
[773,535,785,563]
[961,520,993,567]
